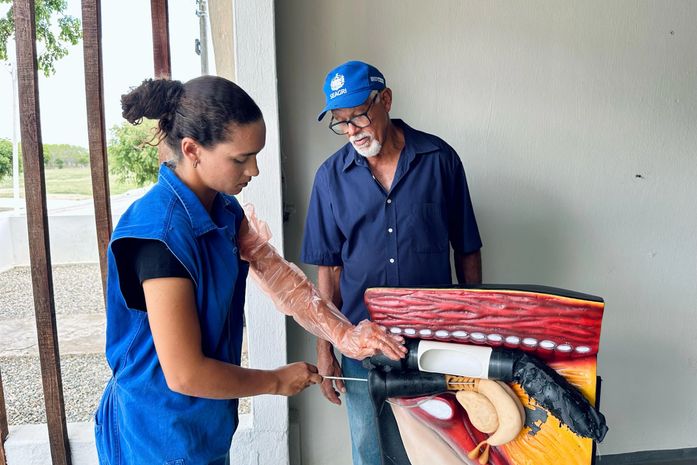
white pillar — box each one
[231,1,290,464]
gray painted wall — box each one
[275,1,697,463]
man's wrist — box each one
[316,338,333,351]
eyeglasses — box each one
[328,93,379,135]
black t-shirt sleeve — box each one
[133,240,191,283]
[112,238,191,312]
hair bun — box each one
[121,79,185,125]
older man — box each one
[301,60,482,465]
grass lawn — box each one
[0,167,144,199]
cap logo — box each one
[330,73,345,91]
[370,76,385,85]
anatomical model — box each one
[364,285,608,465]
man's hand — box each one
[317,339,344,405]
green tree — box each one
[0,0,82,77]
[0,138,12,181]
[44,143,88,168]
[108,120,160,186]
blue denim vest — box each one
[95,165,249,465]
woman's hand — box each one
[271,362,323,396]
[336,320,407,361]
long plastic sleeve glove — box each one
[238,204,404,361]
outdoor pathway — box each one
[0,314,105,357]
[0,185,151,218]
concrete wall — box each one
[275,1,697,463]
[0,214,102,272]
[0,215,15,271]
[5,423,98,465]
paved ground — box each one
[0,186,151,218]
[0,263,250,425]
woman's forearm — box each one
[163,356,279,399]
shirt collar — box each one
[342,119,440,172]
[158,164,222,237]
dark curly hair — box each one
[120,75,263,162]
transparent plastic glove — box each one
[239,204,405,361]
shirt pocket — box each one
[94,379,118,465]
[412,203,449,253]
[94,414,107,464]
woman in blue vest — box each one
[94,76,405,465]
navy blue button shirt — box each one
[301,119,482,324]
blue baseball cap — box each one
[317,60,386,121]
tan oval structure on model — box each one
[455,390,499,434]
[447,376,525,464]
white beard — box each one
[350,132,382,158]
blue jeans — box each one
[342,356,382,465]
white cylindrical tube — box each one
[417,341,493,379]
